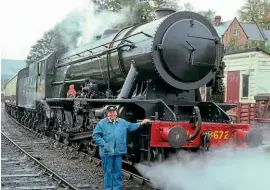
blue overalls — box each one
[93,118,141,190]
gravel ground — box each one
[1,108,153,190]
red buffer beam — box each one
[150,121,263,149]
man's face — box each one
[107,110,117,121]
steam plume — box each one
[135,146,270,190]
[55,0,133,49]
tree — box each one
[198,9,216,23]
[26,29,62,65]
[238,0,270,28]
[152,0,181,10]
[25,11,82,65]
[182,2,194,11]
[91,0,155,27]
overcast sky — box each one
[1,0,246,60]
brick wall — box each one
[222,19,248,47]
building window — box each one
[242,74,249,97]
[234,29,238,37]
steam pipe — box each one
[117,63,138,99]
[187,106,202,141]
[195,89,202,102]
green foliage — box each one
[152,0,181,10]
[238,0,270,29]
[182,2,194,11]
[26,11,82,66]
[226,39,270,53]
[198,9,217,23]
[92,0,181,26]
[113,1,156,28]
[26,29,62,66]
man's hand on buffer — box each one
[140,119,152,126]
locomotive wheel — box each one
[54,109,64,142]
[157,148,165,162]
[72,142,81,151]
[23,116,28,126]
[87,144,97,157]
[31,122,36,131]
[55,134,61,142]
[40,128,46,136]
[28,119,33,129]
[64,111,73,130]
[20,116,24,124]
[63,138,70,146]
[75,115,84,128]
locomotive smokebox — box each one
[155,8,176,19]
[152,11,223,90]
[160,126,188,148]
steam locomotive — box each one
[4,9,263,164]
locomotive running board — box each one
[46,98,177,121]
[46,98,160,103]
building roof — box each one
[214,20,233,37]
[263,30,270,45]
[240,23,267,41]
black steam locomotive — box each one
[5,9,233,164]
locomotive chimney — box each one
[155,8,176,19]
[214,15,221,26]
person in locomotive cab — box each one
[93,105,151,190]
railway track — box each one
[1,132,84,190]
[4,112,155,190]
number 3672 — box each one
[209,131,229,140]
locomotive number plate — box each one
[186,130,230,140]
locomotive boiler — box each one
[4,9,264,164]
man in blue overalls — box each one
[93,105,151,190]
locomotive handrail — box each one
[55,44,134,68]
[187,34,219,42]
[159,99,177,121]
[57,31,153,65]
[51,79,88,85]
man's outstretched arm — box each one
[126,119,151,132]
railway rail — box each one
[1,132,82,190]
[5,111,155,189]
